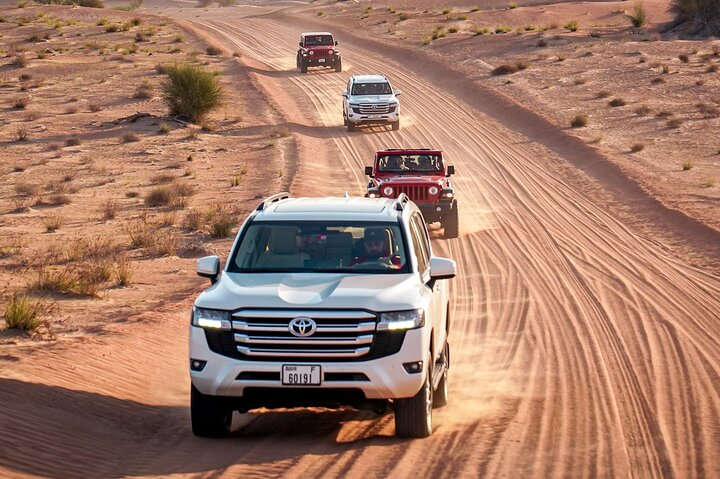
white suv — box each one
[190,193,456,438]
[342,74,401,131]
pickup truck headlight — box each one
[192,307,231,330]
[349,103,359,108]
[377,309,425,331]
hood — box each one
[377,175,445,184]
[306,45,335,52]
[196,272,422,312]
[349,95,395,103]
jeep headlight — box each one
[383,186,393,196]
[428,186,439,195]
[377,310,425,331]
[192,307,231,330]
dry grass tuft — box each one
[3,293,51,331]
[144,182,195,208]
[98,199,120,220]
[43,213,66,232]
[570,114,589,128]
[630,143,645,153]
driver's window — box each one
[409,219,429,275]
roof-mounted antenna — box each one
[344,192,350,199]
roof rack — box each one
[381,147,434,152]
[394,193,410,211]
[256,192,290,211]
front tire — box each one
[395,366,433,438]
[391,119,400,131]
[191,384,232,438]
[335,59,342,72]
[443,200,459,239]
[300,60,308,74]
[347,121,356,131]
[433,342,449,408]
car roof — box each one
[377,149,443,156]
[254,197,406,222]
[301,32,333,37]
[351,74,389,83]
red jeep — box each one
[297,32,342,73]
[365,149,458,238]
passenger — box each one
[417,155,432,170]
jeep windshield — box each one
[304,35,334,46]
[378,154,443,173]
[351,82,392,95]
[228,221,410,274]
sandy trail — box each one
[1,3,719,478]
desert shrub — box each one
[98,199,120,220]
[627,2,647,28]
[151,173,175,184]
[537,38,548,47]
[105,24,119,33]
[113,255,134,285]
[13,96,30,109]
[491,64,518,75]
[134,82,152,98]
[121,132,140,143]
[144,182,195,208]
[678,53,689,63]
[651,77,666,84]
[657,110,674,117]
[564,20,578,32]
[697,102,720,118]
[206,46,222,56]
[3,294,49,331]
[667,118,684,128]
[635,105,651,116]
[78,0,104,7]
[682,160,694,170]
[596,90,611,99]
[15,126,29,141]
[43,213,65,232]
[570,114,589,128]
[15,182,38,196]
[630,143,645,153]
[205,203,235,238]
[670,0,720,36]
[162,63,222,123]
[608,98,627,107]
[65,137,81,147]
[47,194,71,205]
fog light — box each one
[436,207,442,212]
[403,361,423,374]
[190,359,207,372]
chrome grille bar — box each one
[233,321,376,333]
[238,346,371,358]
[235,334,373,346]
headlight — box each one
[309,51,314,55]
[383,186,393,196]
[329,49,334,54]
[428,186,439,195]
[192,307,231,330]
[349,103,359,108]
[377,310,425,331]
[367,188,379,198]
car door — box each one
[409,213,445,361]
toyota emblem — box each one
[288,317,317,337]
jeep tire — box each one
[391,119,400,131]
[443,200,459,239]
[335,59,342,72]
[347,121,356,131]
[395,364,433,438]
[433,341,449,408]
[191,384,232,438]
[300,59,308,73]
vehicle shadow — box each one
[0,378,402,478]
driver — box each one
[351,228,398,267]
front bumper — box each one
[303,56,339,66]
[417,201,453,223]
[189,325,428,401]
[348,111,400,125]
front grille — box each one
[204,310,405,362]
[389,185,429,201]
[354,103,391,115]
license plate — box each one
[318,58,325,63]
[369,114,381,119]
[282,364,321,386]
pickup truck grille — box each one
[389,185,429,201]
[354,103,392,115]
[203,309,406,362]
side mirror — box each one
[446,165,455,176]
[334,40,338,46]
[197,256,220,284]
[299,42,303,47]
[394,89,402,96]
[364,166,374,177]
[341,90,348,98]
[429,257,456,281]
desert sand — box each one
[1,1,718,478]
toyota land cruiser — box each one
[190,193,456,438]
[342,75,401,131]
[365,149,459,238]
[297,32,342,73]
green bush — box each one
[162,63,221,123]
[3,294,47,331]
[627,2,647,28]
[670,0,720,35]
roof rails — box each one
[394,193,410,211]
[381,147,435,152]
[256,192,290,211]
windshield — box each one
[228,221,410,274]
[304,35,334,46]
[351,82,392,95]
[378,154,443,173]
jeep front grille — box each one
[354,103,391,115]
[389,185,429,201]
[231,310,376,359]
